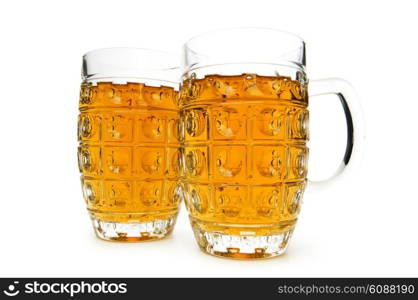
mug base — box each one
[90,215,177,242]
[192,226,293,259]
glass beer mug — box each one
[78,48,182,241]
[180,28,362,258]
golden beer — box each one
[78,82,181,241]
[180,73,308,258]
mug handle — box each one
[308,78,365,189]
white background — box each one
[0,0,417,277]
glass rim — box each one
[182,27,306,71]
[82,47,179,72]
[184,27,305,49]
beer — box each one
[180,73,309,258]
[78,82,181,241]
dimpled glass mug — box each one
[180,28,363,259]
[78,48,182,241]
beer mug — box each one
[180,28,363,258]
[78,48,182,241]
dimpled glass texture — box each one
[180,73,309,258]
[78,82,182,241]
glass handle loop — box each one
[308,78,365,189]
